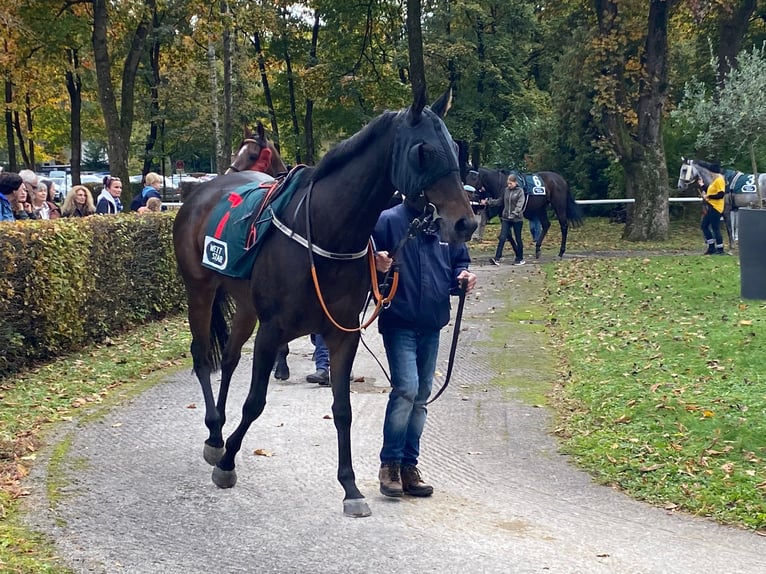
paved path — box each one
[25,261,763,573]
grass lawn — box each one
[0,214,763,572]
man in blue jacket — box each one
[373,193,477,497]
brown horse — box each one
[172,89,476,517]
[466,167,583,258]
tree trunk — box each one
[12,111,30,168]
[208,41,223,173]
[303,11,320,166]
[65,48,83,186]
[407,0,428,107]
[92,0,154,202]
[471,15,486,167]
[281,10,301,164]
[250,31,280,152]
[717,0,757,87]
[5,77,17,171]
[221,1,233,173]
[143,18,161,177]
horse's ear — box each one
[257,122,266,142]
[244,125,253,139]
[430,87,452,118]
[409,90,427,125]
[253,147,273,173]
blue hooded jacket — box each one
[373,202,470,332]
[0,195,15,221]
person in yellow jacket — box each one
[699,168,726,255]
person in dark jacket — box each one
[96,176,123,214]
[130,172,163,211]
[0,172,23,222]
[372,194,477,498]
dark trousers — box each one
[701,208,723,249]
[494,219,524,262]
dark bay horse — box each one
[466,167,583,258]
[677,158,765,249]
[173,90,476,517]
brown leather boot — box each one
[401,464,433,497]
[378,462,403,497]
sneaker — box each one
[379,462,403,497]
[306,369,330,386]
[489,258,500,266]
[400,464,433,497]
[514,259,526,266]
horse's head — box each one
[677,158,697,190]
[227,123,287,177]
[465,170,481,189]
[392,89,477,243]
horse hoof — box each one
[274,364,290,380]
[343,498,371,518]
[203,443,225,466]
[212,466,238,489]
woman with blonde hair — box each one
[62,185,96,217]
[130,171,163,211]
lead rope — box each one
[427,276,469,405]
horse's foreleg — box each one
[327,332,370,518]
[212,329,276,489]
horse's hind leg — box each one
[212,326,279,489]
[185,285,228,465]
[722,204,734,251]
[535,212,551,259]
[558,220,569,257]
[204,301,258,465]
[273,343,290,380]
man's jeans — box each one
[311,333,330,371]
[380,327,440,467]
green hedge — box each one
[0,214,186,377]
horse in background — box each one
[677,158,766,249]
[466,166,583,258]
[173,89,476,518]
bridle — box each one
[227,138,264,174]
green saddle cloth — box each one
[201,168,305,278]
[511,170,546,196]
[723,169,758,194]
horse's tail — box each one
[209,286,234,372]
[566,186,584,228]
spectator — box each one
[306,334,331,386]
[96,176,123,214]
[18,169,39,197]
[488,173,526,266]
[61,185,96,217]
[130,172,163,211]
[0,172,23,222]
[372,194,477,498]
[30,181,62,220]
[145,196,162,212]
[12,181,36,220]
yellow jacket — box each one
[704,176,725,214]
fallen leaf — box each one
[639,464,663,472]
[323,414,333,419]
[253,448,273,457]
[186,403,197,409]
[739,320,753,326]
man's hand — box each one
[375,250,393,273]
[457,270,477,293]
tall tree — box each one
[91,0,155,195]
[589,0,681,241]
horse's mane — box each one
[696,159,721,173]
[311,111,399,182]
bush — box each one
[0,214,185,377]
